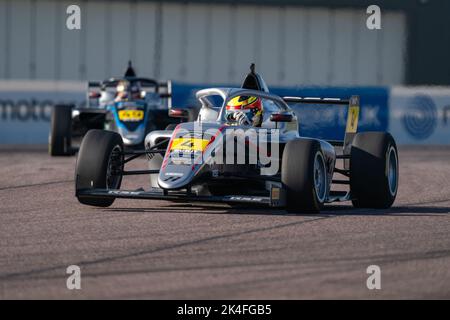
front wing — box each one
[77,187,286,207]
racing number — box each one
[170,138,209,152]
[180,140,195,148]
[118,109,144,122]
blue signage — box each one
[171,82,389,141]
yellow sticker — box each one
[171,138,210,152]
[346,106,359,133]
[118,109,144,121]
[271,188,280,200]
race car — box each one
[74,64,398,213]
[49,61,185,156]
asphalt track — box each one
[0,146,449,299]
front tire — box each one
[49,104,73,156]
[75,130,124,207]
[350,132,398,208]
[282,139,327,213]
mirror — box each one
[89,91,101,99]
[169,108,189,118]
[270,113,293,122]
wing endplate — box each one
[343,95,360,169]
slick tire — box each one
[282,139,327,213]
[49,104,73,156]
[350,132,398,209]
[75,130,124,207]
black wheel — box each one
[350,132,398,208]
[282,139,327,213]
[75,130,124,207]
[49,104,73,156]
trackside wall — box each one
[0,81,448,145]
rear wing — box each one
[159,80,172,98]
[86,79,172,109]
[283,95,360,157]
[87,81,102,108]
[159,80,172,109]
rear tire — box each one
[350,132,398,208]
[282,139,327,213]
[75,130,124,207]
[49,104,73,156]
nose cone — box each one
[158,164,196,190]
[157,122,224,190]
[118,125,146,146]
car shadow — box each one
[105,202,450,217]
[322,205,450,216]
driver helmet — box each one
[115,80,141,101]
[225,95,263,127]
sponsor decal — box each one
[346,105,360,133]
[389,87,450,144]
[0,84,85,143]
[107,190,142,196]
[228,196,264,202]
[402,95,437,140]
[165,172,183,177]
[0,99,55,122]
[118,109,144,122]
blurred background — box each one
[0,0,449,144]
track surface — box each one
[0,146,449,299]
